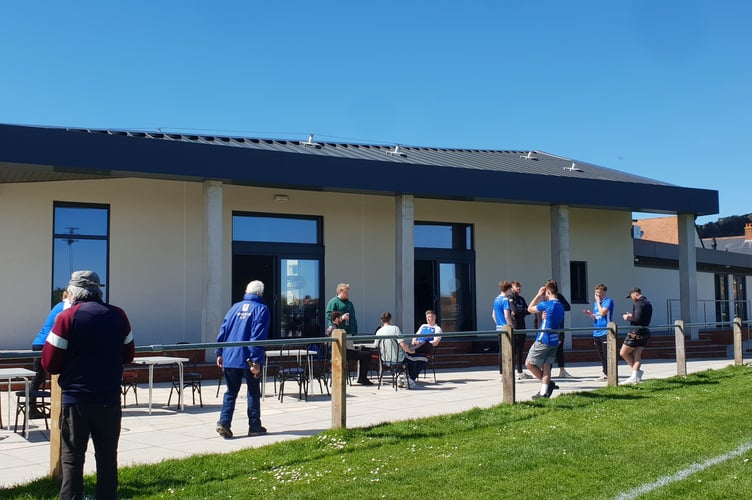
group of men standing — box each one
[492,279,653,398]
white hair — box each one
[246,280,264,296]
[67,284,103,302]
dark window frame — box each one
[570,261,588,304]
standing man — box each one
[492,281,513,331]
[325,283,373,385]
[509,281,532,380]
[621,287,653,384]
[30,290,70,418]
[583,283,614,381]
[525,281,565,400]
[42,271,134,500]
[216,280,270,438]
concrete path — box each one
[0,358,738,488]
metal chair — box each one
[168,359,203,408]
[15,380,51,432]
[121,370,139,407]
[275,346,309,402]
[377,338,410,391]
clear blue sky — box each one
[2,1,749,224]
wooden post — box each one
[733,317,743,366]
[674,320,687,376]
[331,329,347,429]
[49,374,62,479]
[607,322,618,386]
[500,326,515,404]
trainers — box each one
[558,369,573,378]
[407,378,418,389]
[397,374,406,388]
[545,381,558,397]
[248,426,268,437]
[516,371,533,380]
[216,424,233,438]
[596,374,608,381]
[531,392,549,400]
[635,369,644,382]
[622,376,637,385]
[357,379,374,386]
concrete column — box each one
[677,213,699,339]
[550,205,572,349]
[203,181,224,348]
[396,195,415,332]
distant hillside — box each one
[697,214,752,238]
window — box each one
[52,203,110,304]
[414,223,472,250]
[232,213,324,339]
[733,274,748,321]
[570,261,588,304]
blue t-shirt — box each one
[493,294,510,330]
[535,299,565,346]
[592,297,614,338]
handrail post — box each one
[50,374,62,479]
[607,322,618,386]
[674,320,687,376]
[733,317,743,366]
[500,325,515,404]
[331,329,347,428]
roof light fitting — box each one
[563,162,583,173]
[520,151,538,160]
[386,144,407,158]
[301,134,322,148]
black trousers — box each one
[513,333,526,372]
[593,336,608,375]
[60,402,122,500]
[347,349,374,382]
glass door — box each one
[414,259,475,333]
[280,258,322,338]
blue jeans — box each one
[219,367,261,430]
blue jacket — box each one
[215,293,270,368]
[32,301,66,347]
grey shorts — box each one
[525,341,558,369]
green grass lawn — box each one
[3,366,751,499]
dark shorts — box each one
[623,329,650,348]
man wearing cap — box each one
[42,270,134,500]
[621,287,653,384]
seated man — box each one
[376,312,426,389]
[412,309,442,356]
[328,311,374,385]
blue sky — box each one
[2,1,749,224]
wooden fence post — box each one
[674,320,687,376]
[733,317,743,366]
[500,326,515,404]
[50,374,62,479]
[607,322,618,386]
[331,329,347,429]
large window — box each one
[232,213,324,339]
[52,202,110,304]
[733,274,748,321]
[414,222,475,332]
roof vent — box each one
[386,145,407,158]
[563,162,583,172]
[520,151,538,160]
[301,134,322,148]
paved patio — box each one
[0,358,739,488]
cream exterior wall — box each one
[0,178,736,350]
[0,178,205,349]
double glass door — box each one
[414,258,475,333]
[232,254,323,339]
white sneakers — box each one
[516,371,534,380]
[397,374,407,388]
[623,370,644,385]
[558,369,573,379]
[407,378,418,389]
[596,374,608,381]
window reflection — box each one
[233,215,319,244]
[52,203,109,304]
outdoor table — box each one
[0,367,35,438]
[263,349,316,399]
[132,356,189,413]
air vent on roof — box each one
[386,145,407,158]
[520,151,539,160]
[301,134,322,148]
[563,162,583,172]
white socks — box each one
[540,384,548,395]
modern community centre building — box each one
[0,123,747,353]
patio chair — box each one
[377,338,410,391]
[121,370,139,407]
[275,346,309,402]
[15,379,51,432]
[167,359,203,408]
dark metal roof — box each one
[0,123,719,215]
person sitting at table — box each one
[376,312,427,389]
[327,311,374,385]
[412,309,442,356]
